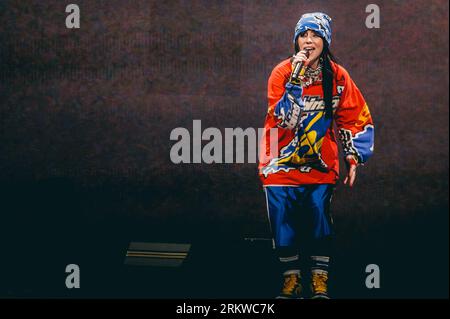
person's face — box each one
[297,30,324,67]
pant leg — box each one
[305,184,335,240]
[264,186,305,248]
[264,186,306,271]
[302,183,335,258]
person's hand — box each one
[290,50,310,85]
[343,155,358,187]
[291,50,310,70]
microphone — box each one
[291,49,311,80]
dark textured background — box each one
[0,0,448,298]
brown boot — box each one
[276,270,303,299]
[310,269,330,299]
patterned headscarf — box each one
[293,12,332,46]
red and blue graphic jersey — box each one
[259,59,374,186]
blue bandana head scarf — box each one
[293,12,332,47]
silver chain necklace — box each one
[299,63,323,87]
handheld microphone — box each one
[291,49,311,80]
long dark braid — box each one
[321,42,337,119]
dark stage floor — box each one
[1,211,448,299]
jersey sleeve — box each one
[267,66,304,130]
[334,70,374,164]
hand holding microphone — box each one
[290,49,312,83]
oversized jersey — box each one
[258,58,374,186]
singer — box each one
[258,12,375,299]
